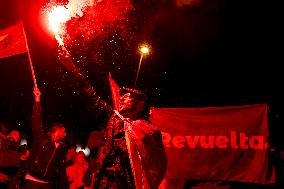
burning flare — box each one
[48,6,70,34]
[46,0,95,46]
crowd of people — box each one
[1,56,284,189]
[1,52,283,189]
[0,50,167,189]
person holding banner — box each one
[58,48,167,189]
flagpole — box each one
[21,22,38,89]
[134,54,143,89]
[134,45,149,89]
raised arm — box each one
[58,46,113,119]
[58,148,69,189]
[31,87,45,141]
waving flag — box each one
[0,22,28,59]
[109,73,120,110]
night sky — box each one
[0,0,282,147]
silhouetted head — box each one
[48,123,66,142]
[118,87,146,119]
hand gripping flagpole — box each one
[21,22,38,89]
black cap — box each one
[120,87,146,101]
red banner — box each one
[150,104,275,184]
[0,22,27,59]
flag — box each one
[108,72,120,110]
[0,22,28,59]
[150,104,275,184]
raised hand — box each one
[33,87,41,102]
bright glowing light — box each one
[76,145,90,157]
[44,0,95,46]
[140,46,149,54]
[66,0,94,18]
[48,6,70,34]
[20,138,27,146]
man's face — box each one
[118,93,136,112]
[51,127,66,142]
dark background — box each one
[0,0,282,148]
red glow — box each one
[41,0,132,46]
[48,5,70,34]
